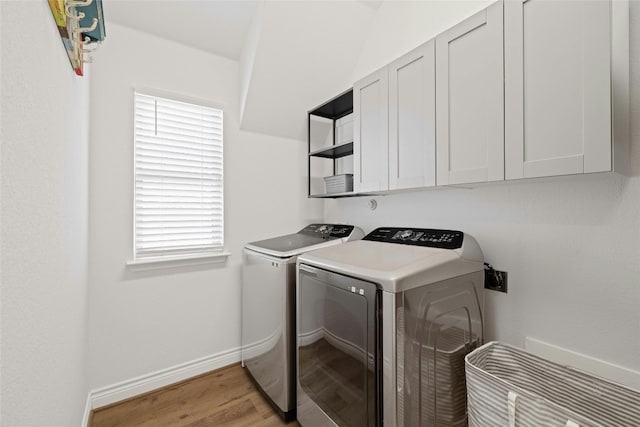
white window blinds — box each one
[134,92,224,259]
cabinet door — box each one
[505,0,611,179]
[436,2,504,185]
[389,41,436,190]
[354,67,389,193]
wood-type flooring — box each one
[89,363,292,427]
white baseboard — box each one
[81,392,92,427]
[525,337,640,390]
[83,347,241,425]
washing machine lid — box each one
[297,227,484,293]
[244,224,362,258]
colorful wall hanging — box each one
[47,0,106,76]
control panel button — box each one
[364,227,464,249]
[301,224,355,240]
[399,229,413,239]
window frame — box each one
[128,88,229,268]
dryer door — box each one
[297,264,379,427]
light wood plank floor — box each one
[89,363,293,427]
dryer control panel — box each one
[300,224,356,240]
[364,227,464,249]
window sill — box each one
[126,252,231,271]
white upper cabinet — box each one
[353,67,389,193]
[388,41,436,191]
[436,1,504,186]
[347,0,626,195]
[504,0,612,179]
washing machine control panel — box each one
[364,227,464,249]
[300,224,355,240]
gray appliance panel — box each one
[297,264,378,427]
[397,271,483,427]
[297,263,484,427]
[241,249,296,414]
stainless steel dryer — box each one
[296,227,484,427]
[241,224,364,421]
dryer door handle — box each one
[298,264,318,276]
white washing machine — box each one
[241,224,364,421]
[296,227,484,427]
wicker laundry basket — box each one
[465,342,640,427]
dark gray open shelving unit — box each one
[307,88,356,198]
[308,141,353,159]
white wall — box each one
[327,1,640,373]
[240,1,378,141]
[88,23,322,390]
[0,1,89,425]
[351,0,492,83]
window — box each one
[133,92,224,261]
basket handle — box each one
[507,391,580,427]
[508,391,518,427]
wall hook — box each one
[49,0,105,76]
[65,6,85,20]
[67,0,94,7]
[74,18,98,35]
[82,36,98,49]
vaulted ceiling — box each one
[106,1,382,140]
